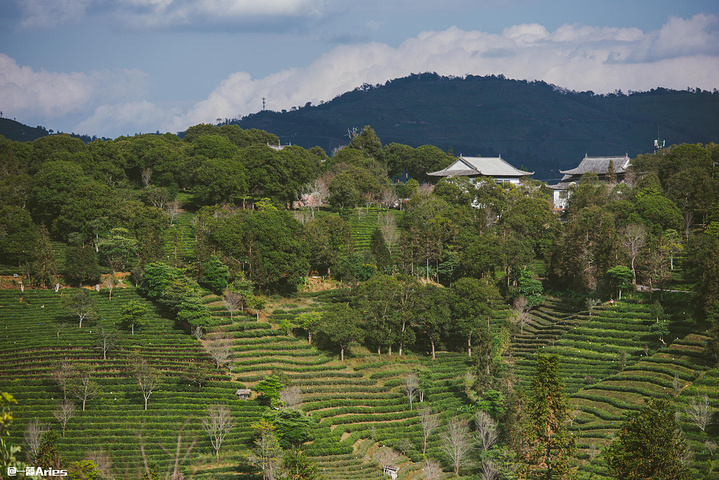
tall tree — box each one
[520,355,575,479]
[69,364,100,411]
[132,357,161,411]
[320,303,364,361]
[121,300,148,335]
[201,404,235,462]
[65,290,97,328]
[606,398,690,480]
[440,417,473,475]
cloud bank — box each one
[15,0,330,29]
[3,14,718,138]
[164,14,719,134]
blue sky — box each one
[1,0,718,139]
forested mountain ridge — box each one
[0,123,718,479]
[232,73,719,180]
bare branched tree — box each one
[165,199,181,226]
[95,327,118,360]
[373,446,401,474]
[422,459,443,480]
[378,213,399,254]
[70,364,100,411]
[65,290,97,328]
[85,448,113,480]
[474,411,498,451]
[404,373,419,410]
[686,394,713,432]
[192,326,203,341]
[51,361,75,400]
[440,417,472,475]
[202,405,235,462]
[53,399,75,438]
[512,296,531,334]
[621,224,646,285]
[224,292,244,321]
[102,275,117,300]
[279,386,302,409]
[206,335,233,370]
[24,418,48,463]
[132,357,161,411]
[480,459,500,480]
[419,407,440,456]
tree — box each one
[620,224,646,285]
[102,274,117,301]
[450,277,497,357]
[685,394,713,433]
[200,255,230,295]
[69,364,100,411]
[95,327,117,360]
[274,409,314,448]
[52,400,75,438]
[24,418,48,463]
[64,243,101,286]
[201,404,235,462]
[606,266,633,301]
[255,375,284,406]
[422,459,444,480]
[223,291,244,322]
[475,410,499,451]
[98,227,139,272]
[51,361,75,400]
[282,448,319,480]
[418,407,439,456]
[65,290,97,328]
[441,417,473,475]
[251,418,282,480]
[373,447,401,475]
[28,224,58,288]
[417,285,450,359]
[403,373,419,410]
[606,397,690,480]
[206,335,233,370]
[132,357,161,411]
[520,354,575,479]
[320,303,364,361]
[121,300,148,335]
[279,386,302,409]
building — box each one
[549,154,631,210]
[427,155,533,185]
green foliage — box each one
[274,409,315,448]
[98,227,139,272]
[606,398,690,480]
[606,265,633,299]
[320,303,364,361]
[369,227,392,270]
[520,354,575,479]
[64,244,101,286]
[256,375,284,404]
[282,448,320,480]
[121,300,148,334]
[199,255,230,295]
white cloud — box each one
[165,14,719,134]
[74,101,182,137]
[0,54,149,118]
[13,0,330,29]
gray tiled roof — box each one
[559,154,630,176]
[428,156,533,177]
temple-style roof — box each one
[559,154,631,178]
[428,155,533,178]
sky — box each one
[1,0,718,139]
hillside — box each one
[232,74,719,180]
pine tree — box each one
[520,354,576,479]
[606,397,690,480]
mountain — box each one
[232,73,719,181]
[0,117,104,144]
